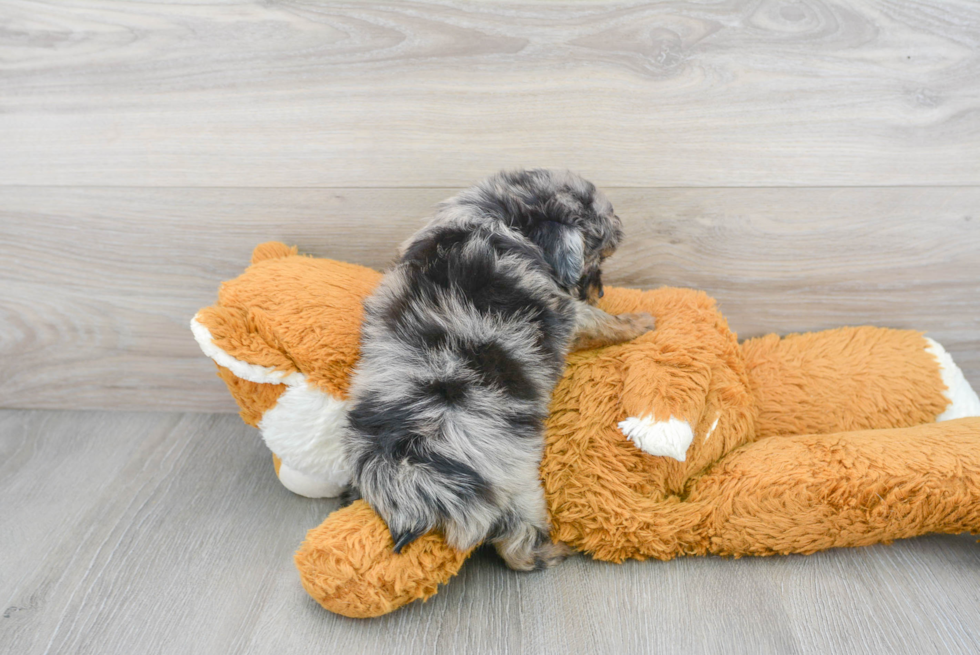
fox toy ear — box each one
[251,241,297,264]
[530,220,584,292]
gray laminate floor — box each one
[1,409,979,654]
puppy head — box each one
[548,171,622,304]
[458,169,623,303]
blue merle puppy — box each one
[343,169,655,570]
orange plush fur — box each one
[194,243,980,619]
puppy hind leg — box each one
[570,301,656,352]
[491,490,572,571]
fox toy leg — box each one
[689,417,980,557]
[295,500,472,619]
[741,326,979,439]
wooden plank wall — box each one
[1,1,978,412]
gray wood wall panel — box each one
[1,186,977,412]
[1,1,978,411]
[1,1,979,187]
[2,409,979,654]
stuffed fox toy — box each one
[192,242,980,618]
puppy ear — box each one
[531,221,585,291]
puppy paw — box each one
[338,485,362,507]
[532,541,574,571]
[617,312,656,337]
[503,540,573,571]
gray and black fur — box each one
[343,169,653,570]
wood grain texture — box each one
[2,409,980,654]
[2,0,979,187]
[1,185,977,412]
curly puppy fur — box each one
[344,169,654,570]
